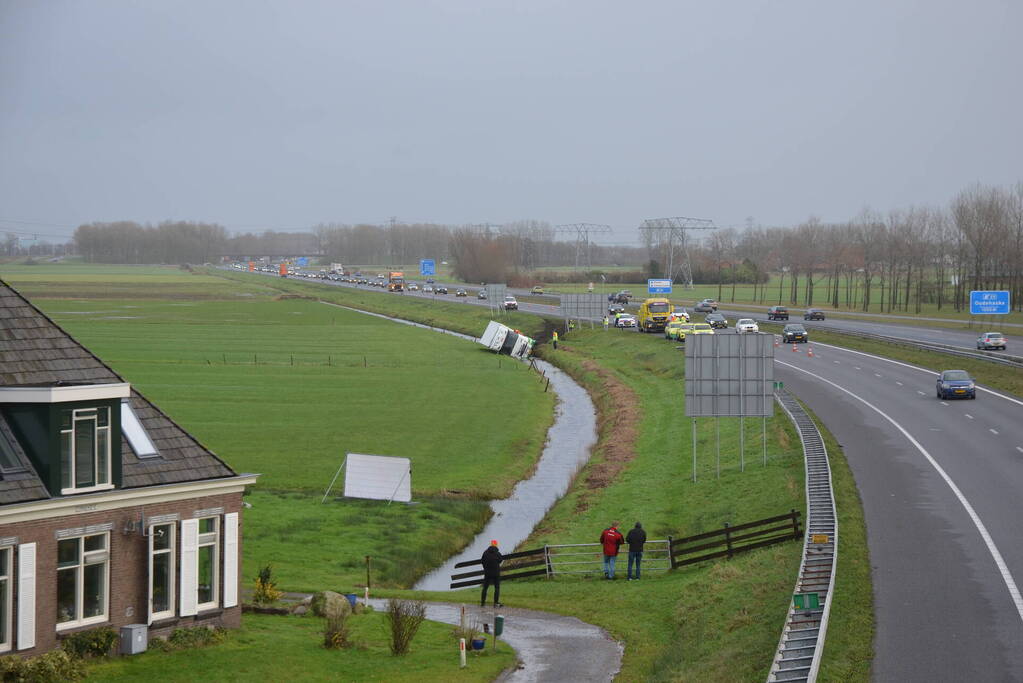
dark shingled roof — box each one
[0,280,237,505]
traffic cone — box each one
[774,337,779,348]
[792,343,798,352]
[807,345,814,357]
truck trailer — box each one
[479,321,535,359]
[387,272,405,292]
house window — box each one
[59,408,112,493]
[149,523,175,620]
[56,533,109,629]
[0,547,10,652]
[197,517,219,610]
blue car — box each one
[936,370,976,400]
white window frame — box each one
[55,532,110,631]
[121,399,158,458]
[0,546,11,653]
[196,517,219,612]
[148,523,176,623]
[59,407,114,495]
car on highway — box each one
[804,308,826,320]
[455,288,467,297]
[614,314,638,328]
[665,320,687,340]
[768,306,789,320]
[936,369,976,400]
[477,290,487,300]
[407,283,419,291]
[782,323,808,343]
[735,318,759,334]
[608,303,626,316]
[670,309,691,322]
[436,286,449,294]
[503,296,518,310]
[426,278,435,284]
[976,332,1006,350]
[611,290,633,304]
[693,299,716,313]
[531,286,545,294]
[705,313,728,329]
[422,285,433,293]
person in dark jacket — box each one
[599,523,625,579]
[626,521,647,580]
[480,540,504,607]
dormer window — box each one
[59,407,112,493]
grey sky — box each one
[1,0,1020,245]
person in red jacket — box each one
[599,522,625,579]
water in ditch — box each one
[319,303,598,591]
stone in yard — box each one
[311,590,351,619]
[293,605,308,616]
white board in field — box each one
[343,453,412,502]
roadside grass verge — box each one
[760,323,1023,398]
[85,612,514,682]
[431,328,807,680]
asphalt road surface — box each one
[774,342,1023,682]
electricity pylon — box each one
[555,223,612,268]
[638,217,716,289]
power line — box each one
[638,216,717,289]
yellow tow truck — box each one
[638,297,674,333]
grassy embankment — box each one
[8,264,554,591]
[85,611,514,682]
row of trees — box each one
[647,182,1022,313]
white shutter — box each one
[17,543,35,650]
[147,530,154,625]
[222,513,239,608]
[179,519,198,617]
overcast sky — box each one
[1,0,1020,244]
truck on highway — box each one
[637,297,674,333]
[387,272,405,292]
[479,321,535,359]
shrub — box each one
[61,626,118,659]
[384,599,426,656]
[0,649,86,681]
[151,626,227,652]
[252,563,283,604]
[322,612,351,650]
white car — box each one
[615,314,638,328]
[503,296,519,310]
[735,318,759,334]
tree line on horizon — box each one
[48,180,1023,314]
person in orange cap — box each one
[480,540,504,608]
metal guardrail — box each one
[759,318,1023,370]
[768,391,837,683]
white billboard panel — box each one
[343,453,412,502]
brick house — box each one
[0,280,257,655]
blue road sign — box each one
[970,290,1010,315]
[420,259,436,276]
[297,257,308,266]
[648,278,672,294]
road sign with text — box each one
[420,259,436,276]
[648,279,672,294]
[970,290,1010,315]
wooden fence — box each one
[448,510,802,588]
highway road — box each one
[774,342,1023,682]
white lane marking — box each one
[1017,447,1023,454]
[855,366,862,370]
[833,360,840,364]
[965,414,974,420]
[812,341,1023,407]
[776,358,1023,625]
[896,381,903,386]
[917,391,925,395]
[940,402,949,406]
[875,373,883,378]
[989,429,999,435]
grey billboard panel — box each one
[561,293,606,320]
[684,334,774,417]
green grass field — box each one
[85,611,514,682]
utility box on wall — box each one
[120,624,148,655]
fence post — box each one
[791,509,801,538]
[724,523,733,559]
[667,535,675,569]
[544,545,552,578]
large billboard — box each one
[684,334,775,417]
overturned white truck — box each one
[479,321,535,359]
